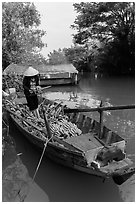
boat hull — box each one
[40,78,78,86]
[6,99,134,185]
[10,115,107,179]
[40,75,81,86]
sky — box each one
[34,2,77,58]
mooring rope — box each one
[32,138,49,182]
[20,134,53,202]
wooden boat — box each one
[3,63,81,87]
[40,72,81,86]
[5,98,135,185]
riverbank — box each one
[2,125,30,201]
[2,116,49,202]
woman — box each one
[23,66,41,118]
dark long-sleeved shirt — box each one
[23,75,39,96]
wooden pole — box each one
[41,106,52,139]
[64,104,135,113]
[99,101,103,139]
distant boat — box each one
[3,63,81,86]
[5,98,134,185]
[39,64,80,86]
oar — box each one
[64,104,135,113]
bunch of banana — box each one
[61,118,82,136]
[48,118,82,139]
[33,102,82,139]
[40,103,64,118]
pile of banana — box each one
[39,103,82,139]
[49,117,82,139]
[5,100,82,140]
[4,100,47,141]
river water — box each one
[10,73,135,202]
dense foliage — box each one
[2,2,46,70]
[64,40,100,72]
[47,49,68,65]
[2,74,24,92]
[70,2,135,75]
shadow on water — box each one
[10,123,123,202]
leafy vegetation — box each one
[2,2,46,70]
[47,49,68,65]
[2,2,135,76]
[69,2,135,75]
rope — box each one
[32,135,54,182]
[19,134,54,202]
[2,119,9,128]
[32,140,48,182]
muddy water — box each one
[10,73,135,202]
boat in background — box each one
[3,63,81,86]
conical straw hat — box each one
[23,66,39,76]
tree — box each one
[64,40,103,73]
[71,2,135,75]
[2,2,46,69]
[64,46,91,72]
[47,48,68,65]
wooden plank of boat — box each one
[64,133,103,152]
[40,74,81,86]
[40,78,75,86]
